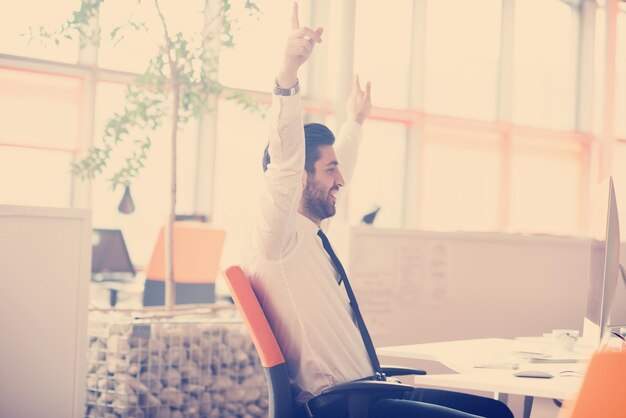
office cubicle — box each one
[0,205,90,418]
[332,225,626,347]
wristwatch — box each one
[273,78,300,96]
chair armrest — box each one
[321,380,413,396]
[315,381,414,418]
[381,365,427,376]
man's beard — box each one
[302,177,337,221]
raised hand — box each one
[277,2,323,89]
[346,75,372,125]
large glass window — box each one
[219,0,311,93]
[419,124,501,231]
[508,136,582,235]
[593,7,606,136]
[97,0,165,73]
[90,81,198,266]
[614,9,626,239]
[424,0,501,120]
[0,147,72,207]
[0,0,615,247]
[349,121,407,228]
[354,0,413,108]
[0,68,82,150]
[612,141,626,238]
[614,11,626,137]
[0,67,82,208]
[513,0,578,130]
[212,100,268,267]
[98,0,209,73]
[0,0,79,63]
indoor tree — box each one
[35,0,263,309]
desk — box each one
[380,338,590,418]
[90,278,144,308]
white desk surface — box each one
[411,372,581,400]
[379,338,590,400]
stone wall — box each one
[85,309,268,418]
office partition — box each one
[0,205,90,418]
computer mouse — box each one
[514,370,554,379]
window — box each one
[90,81,198,266]
[98,0,211,73]
[424,0,501,120]
[0,68,82,150]
[0,147,73,207]
[349,121,407,228]
[354,0,413,108]
[614,11,626,137]
[0,67,82,208]
[512,0,578,129]
[0,0,79,63]
[612,142,626,238]
[219,0,311,93]
[614,11,626,240]
[212,99,268,267]
[593,7,606,136]
[419,123,501,231]
[0,0,616,247]
[97,0,163,73]
[508,135,582,235]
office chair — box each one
[223,265,425,418]
[143,222,225,305]
[559,350,626,418]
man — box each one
[243,4,513,418]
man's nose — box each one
[335,169,345,187]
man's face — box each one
[302,145,345,222]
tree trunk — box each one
[164,74,180,311]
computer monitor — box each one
[91,228,135,281]
[582,176,621,346]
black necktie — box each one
[317,229,383,378]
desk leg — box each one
[109,288,118,307]
[522,396,534,418]
[494,392,508,404]
[495,393,533,418]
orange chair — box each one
[223,265,422,418]
[559,350,626,418]
[143,222,225,305]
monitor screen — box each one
[91,229,135,280]
[583,177,620,345]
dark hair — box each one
[262,123,335,173]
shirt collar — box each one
[297,213,322,235]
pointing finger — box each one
[291,2,300,30]
[354,74,361,93]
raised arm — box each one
[252,3,323,260]
[276,3,323,89]
[335,75,372,186]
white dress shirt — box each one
[242,92,374,404]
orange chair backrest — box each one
[560,350,626,418]
[146,222,225,283]
[224,266,285,368]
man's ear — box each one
[302,171,308,188]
